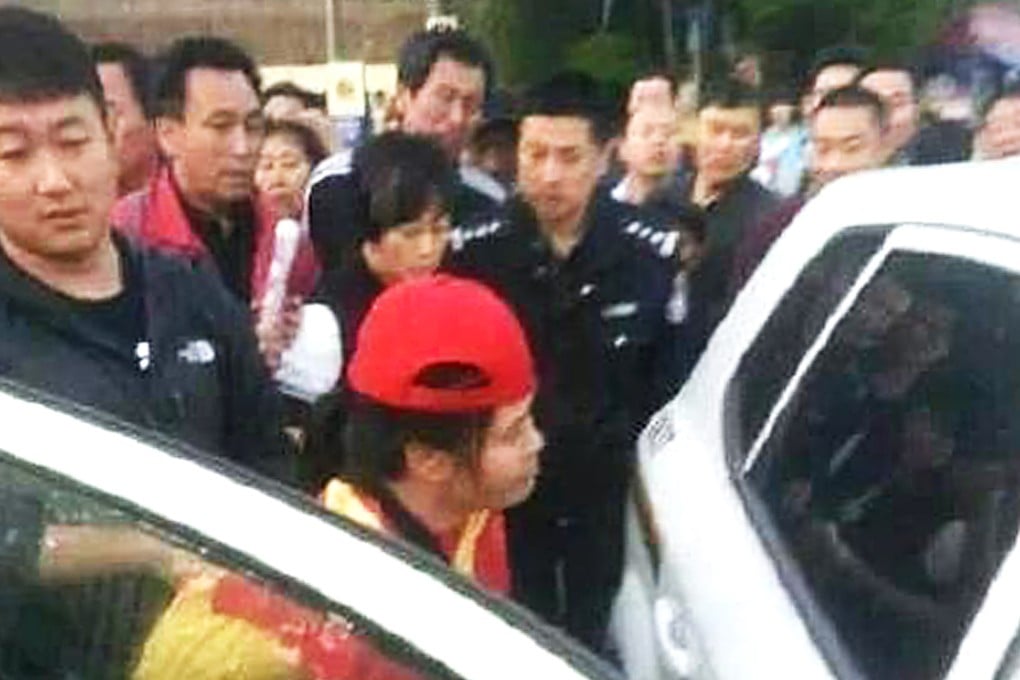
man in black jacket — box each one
[0,7,289,483]
[660,79,779,354]
[451,73,680,654]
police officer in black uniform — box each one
[450,73,683,654]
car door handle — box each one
[654,595,697,678]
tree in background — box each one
[448,0,968,94]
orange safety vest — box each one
[320,478,511,594]
[133,482,510,680]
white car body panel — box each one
[613,158,1020,680]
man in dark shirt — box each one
[731,85,890,292]
[451,73,680,654]
[659,79,778,352]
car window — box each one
[741,249,1020,680]
[0,454,452,680]
[728,228,889,468]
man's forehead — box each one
[520,115,595,143]
[813,106,879,135]
[988,96,1020,121]
[424,56,485,89]
[629,106,675,129]
[699,105,759,126]
[0,94,102,132]
[813,64,860,92]
[861,70,913,94]
[184,68,259,108]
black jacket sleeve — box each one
[212,284,295,486]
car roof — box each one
[793,157,1020,243]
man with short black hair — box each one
[974,83,1020,160]
[451,72,681,653]
[92,41,158,195]
[112,36,317,305]
[859,60,971,165]
[673,78,778,345]
[0,7,290,675]
[803,46,868,116]
[627,69,678,114]
[732,85,889,291]
[308,29,498,271]
[0,10,289,481]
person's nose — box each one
[537,155,564,184]
[35,150,74,197]
[228,123,260,157]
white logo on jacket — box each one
[177,339,216,365]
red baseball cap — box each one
[348,275,536,412]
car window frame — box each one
[0,376,618,680]
[734,223,1020,679]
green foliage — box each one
[736,0,960,79]
[565,32,643,88]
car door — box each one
[731,223,1020,679]
[0,379,617,680]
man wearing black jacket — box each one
[0,7,289,482]
[660,79,779,354]
[451,73,680,654]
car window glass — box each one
[743,250,1020,680]
[0,456,451,680]
[728,228,888,467]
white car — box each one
[611,158,1020,680]
[0,378,620,680]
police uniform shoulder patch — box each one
[450,219,506,251]
[619,218,678,260]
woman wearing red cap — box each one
[133,276,542,680]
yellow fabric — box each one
[132,578,306,680]
[321,477,490,580]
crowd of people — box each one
[0,4,1019,677]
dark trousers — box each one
[506,482,626,655]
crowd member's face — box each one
[398,57,485,159]
[976,96,1020,160]
[517,115,606,233]
[97,61,155,195]
[695,105,761,185]
[620,105,681,181]
[769,102,796,128]
[0,95,117,264]
[804,63,860,116]
[860,70,918,155]
[254,131,312,219]
[263,93,305,121]
[450,395,543,511]
[157,68,264,215]
[628,77,674,114]
[808,105,885,192]
[362,202,450,285]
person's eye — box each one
[0,146,27,161]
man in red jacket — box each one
[111,36,317,306]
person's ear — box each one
[155,116,184,161]
[393,85,413,125]
[404,442,456,484]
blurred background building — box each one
[19,0,426,64]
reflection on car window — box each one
[745,251,1020,680]
[0,459,445,680]
[731,228,887,464]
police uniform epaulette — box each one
[450,219,506,251]
[619,218,679,260]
